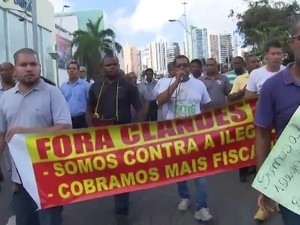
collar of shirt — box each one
[283,63,299,85]
[144,79,157,85]
[227,69,247,75]
[240,72,249,78]
[12,78,46,94]
[202,74,222,80]
[68,77,84,85]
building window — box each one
[7,12,26,62]
[42,29,54,81]
[0,9,7,62]
[27,22,33,49]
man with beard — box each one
[228,55,260,103]
[190,59,203,79]
[226,56,247,84]
[86,55,144,225]
[255,20,300,225]
[0,48,72,225]
[0,62,15,191]
[227,55,260,182]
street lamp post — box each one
[182,2,189,57]
[168,19,195,58]
[168,2,193,58]
[31,0,39,54]
[58,5,70,35]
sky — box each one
[47,0,289,49]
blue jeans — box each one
[114,193,130,215]
[280,205,300,225]
[177,177,207,210]
[12,185,63,225]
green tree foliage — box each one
[230,0,300,62]
[72,16,122,76]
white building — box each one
[123,43,142,74]
[152,40,167,74]
[209,34,220,62]
[166,42,180,64]
[219,33,233,63]
[190,27,209,60]
[0,0,57,82]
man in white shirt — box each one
[79,66,94,83]
[245,40,284,222]
[157,55,213,222]
[245,40,285,98]
[153,62,176,121]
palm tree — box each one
[72,16,122,77]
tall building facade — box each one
[209,34,220,62]
[166,42,180,65]
[1,0,57,82]
[190,27,209,60]
[166,42,180,64]
[123,43,141,74]
[149,40,167,74]
[219,34,233,63]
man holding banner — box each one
[86,54,144,224]
[0,48,72,225]
[156,55,213,221]
[254,20,300,225]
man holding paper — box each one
[254,20,300,225]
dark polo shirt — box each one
[254,63,300,138]
[88,77,143,124]
[199,74,232,108]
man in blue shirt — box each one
[60,62,90,128]
[255,20,300,225]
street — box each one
[0,169,282,225]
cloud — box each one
[48,0,72,13]
[114,0,247,36]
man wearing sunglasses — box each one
[157,55,212,222]
[255,19,300,225]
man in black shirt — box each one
[86,55,144,223]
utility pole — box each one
[31,0,39,54]
[182,2,189,57]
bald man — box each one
[0,62,15,89]
[0,62,15,190]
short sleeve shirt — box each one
[254,63,300,138]
[199,74,232,108]
[0,79,72,183]
[246,65,286,95]
[158,77,211,120]
[229,73,249,94]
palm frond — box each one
[72,16,122,75]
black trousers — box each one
[71,115,88,129]
[239,165,256,177]
[147,100,158,122]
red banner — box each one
[23,99,268,208]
